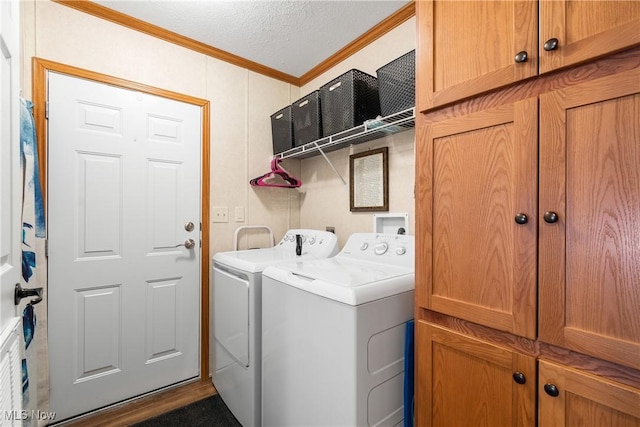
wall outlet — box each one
[212,206,229,223]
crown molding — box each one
[299,1,415,86]
[52,0,301,85]
[52,0,415,87]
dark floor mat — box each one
[131,394,241,427]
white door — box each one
[0,1,24,420]
[47,72,202,420]
[0,0,20,326]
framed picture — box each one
[349,147,388,212]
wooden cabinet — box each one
[416,98,537,339]
[539,1,640,74]
[538,360,640,427]
[417,0,640,112]
[416,0,537,112]
[416,321,536,427]
[415,0,640,423]
[416,323,640,427]
[538,67,640,370]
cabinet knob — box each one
[543,211,559,223]
[544,383,560,397]
[543,38,559,51]
[512,372,527,384]
[514,51,529,63]
[514,213,528,225]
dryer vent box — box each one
[373,213,409,235]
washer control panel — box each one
[341,233,414,268]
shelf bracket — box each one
[313,141,347,186]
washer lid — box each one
[262,258,414,305]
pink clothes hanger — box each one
[250,157,302,188]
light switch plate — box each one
[235,206,245,222]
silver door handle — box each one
[176,239,196,249]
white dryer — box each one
[212,229,338,427]
[261,233,414,427]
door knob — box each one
[15,283,43,306]
[543,211,559,223]
[543,38,559,51]
[176,239,196,249]
[514,213,528,224]
[514,51,528,63]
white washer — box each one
[261,233,414,427]
[212,229,338,427]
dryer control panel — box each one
[276,229,339,258]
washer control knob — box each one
[396,247,406,255]
[309,237,316,245]
[360,242,369,251]
[374,242,389,255]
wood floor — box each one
[59,379,217,427]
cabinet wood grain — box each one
[539,1,640,74]
[539,67,640,370]
[418,98,537,339]
[538,360,640,427]
[416,321,536,427]
[416,0,537,112]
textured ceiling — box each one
[92,0,411,77]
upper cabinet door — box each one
[539,67,640,371]
[416,98,538,339]
[416,0,537,112]
[539,1,640,74]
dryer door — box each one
[213,265,250,367]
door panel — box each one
[417,0,537,112]
[148,160,181,251]
[539,67,640,370]
[78,153,122,257]
[419,98,538,339]
[539,360,640,427]
[75,285,121,381]
[48,72,201,420]
[0,0,21,328]
[540,1,640,74]
[146,278,181,361]
[416,321,536,427]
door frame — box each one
[32,57,211,382]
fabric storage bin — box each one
[292,91,322,146]
[376,50,415,116]
[320,69,381,137]
[270,105,294,155]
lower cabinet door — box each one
[416,321,536,427]
[539,360,640,427]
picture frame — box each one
[349,147,388,212]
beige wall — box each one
[298,18,416,248]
